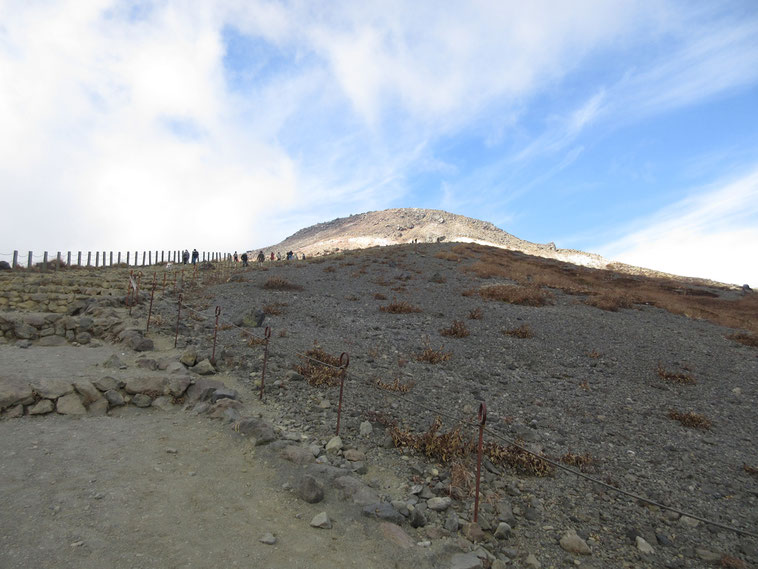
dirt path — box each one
[0,344,419,569]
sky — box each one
[1,1,757,286]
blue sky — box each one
[1,1,757,285]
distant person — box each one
[241,252,248,267]
[276,252,281,261]
[182,250,189,265]
[301,252,306,260]
[286,250,293,260]
[270,252,274,261]
[257,251,265,264]
[233,251,238,263]
[191,249,199,265]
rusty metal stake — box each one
[260,326,271,400]
[162,272,167,294]
[474,401,487,524]
[174,293,182,348]
[210,306,221,364]
[135,271,142,303]
[335,352,350,435]
[146,278,157,333]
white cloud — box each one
[599,168,758,286]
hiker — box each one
[257,251,265,264]
[276,251,281,261]
[286,250,293,260]
[182,250,189,265]
[270,252,274,261]
[240,252,248,267]
[233,252,238,263]
[191,249,199,265]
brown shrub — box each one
[468,307,483,319]
[374,292,388,300]
[720,556,746,569]
[440,320,470,338]
[380,300,422,314]
[263,277,303,291]
[434,251,461,262]
[389,417,472,463]
[585,293,636,311]
[586,349,602,359]
[415,342,452,364]
[657,364,696,384]
[485,442,555,476]
[727,332,758,347]
[668,409,712,429]
[503,324,533,339]
[560,452,596,472]
[323,266,336,273]
[294,346,345,386]
[262,302,287,315]
[479,284,553,306]
[743,464,758,476]
[376,377,414,393]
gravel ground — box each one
[144,243,758,568]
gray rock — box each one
[333,476,380,505]
[185,378,226,402]
[102,355,127,370]
[93,376,121,392]
[0,377,33,410]
[88,399,109,416]
[281,445,316,465]
[16,339,32,348]
[427,496,452,511]
[73,381,103,405]
[259,533,277,545]
[56,393,87,415]
[359,421,373,436]
[362,503,404,524]
[409,507,427,528]
[14,322,38,340]
[559,529,591,555]
[105,390,125,407]
[4,404,24,418]
[193,359,216,375]
[449,552,483,569]
[179,350,198,367]
[152,396,176,411]
[636,536,655,554]
[31,378,73,399]
[166,376,191,397]
[296,475,325,504]
[38,335,67,347]
[210,388,238,402]
[310,512,331,529]
[132,393,152,408]
[124,377,166,395]
[524,553,541,568]
[136,358,158,371]
[344,448,365,461]
[494,522,512,539]
[694,548,721,562]
[232,418,277,445]
[325,436,343,454]
[379,522,415,549]
[29,399,55,415]
[444,511,459,533]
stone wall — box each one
[0,311,126,346]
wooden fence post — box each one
[43,251,48,271]
[110,251,113,266]
[117,252,121,265]
[87,252,91,266]
[27,251,32,269]
[66,252,71,266]
[56,252,61,271]
[77,251,82,266]
[95,251,100,267]
[12,250,18,268]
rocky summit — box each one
[1,237,757,569]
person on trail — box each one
[270,252,274,261]
[257,251,265,264]
[240,252,248,267]
[276,252,281,261]
[233,252,238,263]
[191,249,199,265]
[182,250,189,264]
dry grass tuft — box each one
[727,332,758,347]
[376,377,414,393]
[560,452,596,472]
[721,556,747,569]
[263,277,303,291]
[585,293,636,311]
[380,300,422,313]
[323,266,336,273]
[262,302,287,315]
[485,442,555,476]
[657,363,696,384]
[373,292,388,300]
[479,284,553,306]
[389,417,473,464]
[668,409,712,429]
[468,307,483,320]
[434,251,461,262]
[449,461,475,499]
[503,324,534,339]
[415,341,452,364]
[586,349,602,359]
[440,319,470,338]
[294,346,345,387]
[743,464,758,476]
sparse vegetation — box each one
[727,332,758,347]
[294,346,345,386]
[585,293,636,311]
[503,324,533,338]
[373,292,388,300]
[720,555,746,569]
[415,341,452,364]
[668,409,712,429]
[262,302,287,315]
[380,300,422,313]
[434,251,461,262]
[468,307,483,320]
[376,377,414,393]
[657,363,696,384]
[479,284,553,306]
[586,349,602,359]
[323,266,336,273]
[743,464,758,476]
[263,277,303,291]
[560,452,596,472]
[440,319,469,338]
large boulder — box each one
[124,377,166,395]
[56,393,87,415]
[0,376,34,410]
[185,378,227,403]
[31,379,74,400]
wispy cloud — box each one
[598,167,758,286]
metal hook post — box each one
[146,278,157,333]
[474,401,487,524]
[335,352,350,435]
[174,294,182,348]
[260,326,271,400]
[211,306,221,364]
